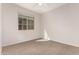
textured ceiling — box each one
[17,3,65,14]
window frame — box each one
[18,15,34,30]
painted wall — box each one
[2,3,79,47]
[0,3,2,54]
[42,4,79,47]
[2,3,42,46]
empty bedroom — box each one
[1,3,79,55]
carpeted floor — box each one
[2,39,79,55]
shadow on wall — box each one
[43,29,56,41]
[44,29,50,40]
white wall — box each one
[2,3,42,46]
[42,4,79,47]
[3,3,79,47]
[0,3,2,54]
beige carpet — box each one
[2,39,79,55]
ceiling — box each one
[17,3,65,14]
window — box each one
[18,15,34,30]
